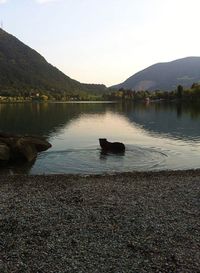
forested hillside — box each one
[0,28,106,98]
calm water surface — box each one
[1,101,200,174]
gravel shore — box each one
[0,170,200,273]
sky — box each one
[0,0,200,86]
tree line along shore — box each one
[0,83,200,102]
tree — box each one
[177,85,183,99]
[191,83,199,89]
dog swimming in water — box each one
[99,138,125,153]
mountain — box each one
[0,28,106,95]
[112,57,200,91]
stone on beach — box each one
[0,170,199,273]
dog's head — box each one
[99,138,108,147]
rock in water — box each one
[17,137,52,152]
[15,139,38,162]
[0,142,10,161]
[0,133,52,163]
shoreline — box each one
[4,167,200,176]
[1,169,199,272]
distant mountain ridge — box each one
[0,28,106,95]
[112,57,200,91]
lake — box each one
[1,101,200,174]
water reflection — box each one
[99,150,125,160]
[0,160,35,175]
[126,102,200,142]
[1,101,200,174]
[1,101,200,142]
[0,102,119,136]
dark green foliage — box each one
[177,85,183,99]
[0,29,107,98]
[105,83,200,102]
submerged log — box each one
[0,133,52,163]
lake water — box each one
[1,101,200,174]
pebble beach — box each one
[0,170,200,273]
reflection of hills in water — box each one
[0,102,119,137]
[125,102,200,142]
[1,101,200,175]
[0,102,200,142]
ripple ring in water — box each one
[29,145,168,174]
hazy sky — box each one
[0,0,200,86]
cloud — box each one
[0,0,7,4]
[36,0,60,3]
